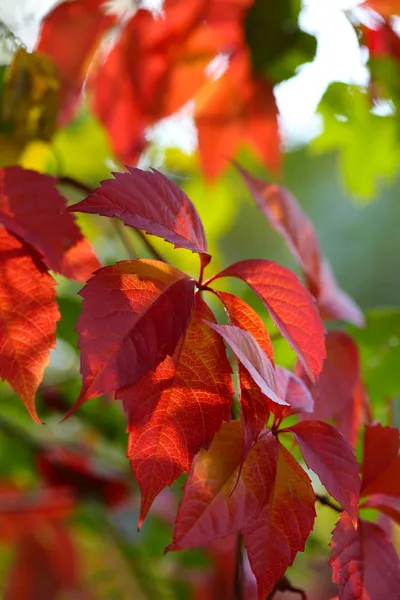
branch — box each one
[57,175,166,262]
[315,493,342,513]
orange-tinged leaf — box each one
[212,259,326,382]
[0,167,100,282]
[238,167,364,326]
[68,259,195,415]
[329,512,400,599]
[37,0,115,121]
[284,421,360,520]
[66,167,210,260]
[118,295,233,525]
[218,291,273,450]
[364,0,400,15]
[244,443,316,599]
[0,229,59,422]
[361,424,400,498]
[167,421,278,550]
[195,51,280,179]
[334,379,370,448]
[206,322,287,407]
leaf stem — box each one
[233,533,243,600]
[315,493,342,513]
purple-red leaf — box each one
[244,443,316,599]
[360,494,400,525]
[68,259,195,415]
[0,166,100,282]
[330,512,400,599]
[361,424,400,498]
[212,259,326,382]
[217,291,274,450]
[274,366,314,418]
[284,421,360,520]
[66,167,210,262]
[206,322,287,407]
[0,229,59,423]
[238,167,364,326]
[166,421,278,551]
[118,295,233,526]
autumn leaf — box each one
[195,50,280,179]
[210,258,326,382]
[37,446,130,507]
[166,421,278,550]
[37,0,115,121]
[237,166,364,326]
[330,512,400,599]
[274,366,314,416]
[297,330,365,444]
[283,421,360,520]
[67,259,195,415]
[66,166,210,263]
[244,442,316,599]
[206,322,287,407]
[0,166,100,282]
[361,494,400,525]
[218,291,274,450]
[361,423,400,498]
[0,228,59,423]
[118,295,233,525]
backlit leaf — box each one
[67,167,210,262]
[0,228,59,423]
[330,512,400,599]
[238,166,364,326]
[361,494,400,525]
[361,424,400,498]
[0,166,100,282]
[206,322,287,407]
[244,443,316,599]
[69,259,195,414]
[37,0,115,121]
[118,295,233,525]
[166,421,278,550]
[212,259,326,382]
[218,291,274,450]
[284,421,360,519]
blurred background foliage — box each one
[0,0,399,598]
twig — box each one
[233,534,243,600]
[57,175,166,262]
[315,494,342,513]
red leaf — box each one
[67,167,210,262]
[244,443,316,599]
[284,421,360,520]
[4,524,80,600]
[297,331,363,444]
[167,421,278,550]
[274,366,314,416]
[238,167,364,326]
[218,291,274,450]
[211,259,326,382]
[37,446,130,507]
[206,322,287,407]
[68,259,195,415]
[361,494,400,525]
[329,512,400,599]
[37,0,115,121]
[0,167,100,282]
[0,229,59,423]
[118,295,233,525]
[361,423,400,498]
[0,486,75,541]
[334,379,370,448]
[195,51,280,179]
